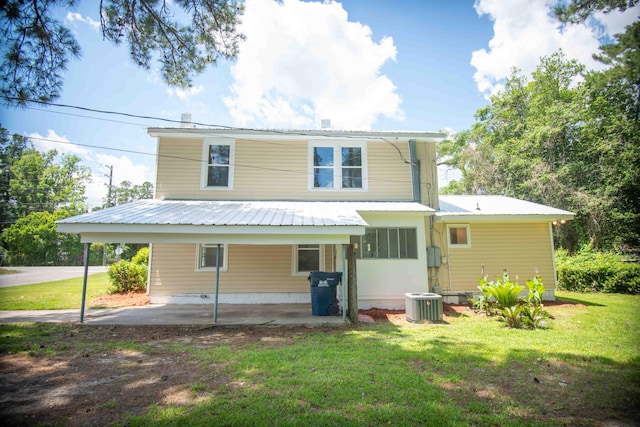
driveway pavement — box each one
[0,266,108,288]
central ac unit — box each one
[405,292,443,323]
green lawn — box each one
[0,291,638,426]
[0,272,110,310]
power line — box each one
[24,134,418,186]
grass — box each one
[0,272,110,310]
[0,267,20,274]
[0,291,638,426]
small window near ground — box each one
[293,244,322,275]
[447,225,471,248]
[196,244,227,271]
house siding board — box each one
[150,243,313,296]
[156,138,202,199]
[436,222,555,292]
[155,138,414,201]
[367,142,413,200]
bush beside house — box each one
[556,248,640,294]
[107,247,149,293]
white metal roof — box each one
[57,200,433,244]
[436,195,574,221]
[147,128,446,142]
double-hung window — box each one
[196,244,228,271]
[292,244,324,276]
[309,141,367,190]
[202,138,234,189]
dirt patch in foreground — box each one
[1,296,609,426]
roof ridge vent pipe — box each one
[409,139,421,203]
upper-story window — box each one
[309,141,368,191]
[201,138,235,190]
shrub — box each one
[471,271,551,329]
[132,247,149,264]
[107,247,149,293]
[556,247,640,294]
[486,272,524,308]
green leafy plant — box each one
[107,247,149,293]
[526,275,545,305]
[556,247,640,294]
[473,270,551,329]
[487,271,524,309]
[470,275,496,315]
[521,304,551,329]
[499,305,523,328]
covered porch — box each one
[57,200,433,324]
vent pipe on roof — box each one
[180,113,194,128]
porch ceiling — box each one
[57,199,433,244]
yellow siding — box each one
[434,222,555,292]
[155,138,202,199]
[149,243,336,295]
[155,138,414,200]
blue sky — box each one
[1,0,638,207]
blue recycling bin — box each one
[308,271,342,316]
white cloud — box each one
[167,85,205,101]
[470,0,639,98]
[85,154,154,208]
[28,130,92,157]
[65,12,101,31]
[223,0,403,130]
[594,6,640,37]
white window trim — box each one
[201,138,235,190]
[447,224,471,248]
[308,140,368,191]
[195,244,229,272]
[291,244,325,276]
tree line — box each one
[438,3,639,253]
[0,128,153,265]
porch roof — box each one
[57,199,434,244]
[436,195,575,222]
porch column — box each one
[341,244,347,321]
[213,243,221,323]
[347,244,358,323]
[80,242,90,323]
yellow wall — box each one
[155,138,415,201]
[149,243,335,296]
[433,221,556,292]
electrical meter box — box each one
[427,246,441,267]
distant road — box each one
[0,266,108,288]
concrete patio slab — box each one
[0,303,348,326]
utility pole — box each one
[103,165,114,266]
[106,165,114,207]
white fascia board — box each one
[433,214,575,223]
[147,128,446,143]
[78,232,355,245]
[57,223,365,235]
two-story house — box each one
[58,127,574,318]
